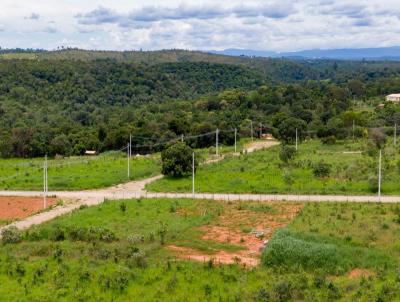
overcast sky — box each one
[1,0,400,52]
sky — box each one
[1,0,400,52]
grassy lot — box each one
[0,139,250,191]
[0,152,160,190]
[147,139,400,195]
[0,199,399,301]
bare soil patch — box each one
[0,196,56,221]
[169,201,303,267]
[245,140,279,153]
[348,268,374,279]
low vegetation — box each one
[0,199,399,301]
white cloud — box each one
[1,0,400,51]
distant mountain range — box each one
[210,46,400,60]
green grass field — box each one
[148,139,400,195]
[0,198,399,301]
[0,152,160,190]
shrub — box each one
[368,176,379,193]
[1,226,22,244]
[279,145,297,164]
[283,171,294,186]
[321,136,336,145]
[127,234,144,244]
[312,161,331,178]
[158,222,168,245]
[119,202,127,213]
[50,225,66,241]
[273,280,292,302]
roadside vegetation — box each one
[148,138,400,195]
[0,198,399,301]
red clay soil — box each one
[0,196,56,221]
[169,202,303,267]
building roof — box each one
[387,94,400,97]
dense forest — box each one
[1,50,400,157]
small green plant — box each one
[157,222,168,245]
[313,161,331,178]
[119,202,127,213]
[279,145,297,164]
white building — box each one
[386,94,400,102]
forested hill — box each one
[0,60,263,105]
[0,49,318,82]
[4,49,400,83]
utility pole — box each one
[234,128,237,153]
[43,155,48,209]
[216,128,219,157]
[192,152,195,198]
[259,123,262,138]
[181,134,184,142]
[250,121,253,141]
[127,143,130,179]
[295,128,298,151]
[378,149,382,202]
[352,119,355,142]
[129,134,132,177]
[395,124,397,146]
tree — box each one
[370,128,386,149]
[161,143,197,177]
[277,118,307,143]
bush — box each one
[161,142,197,177]
[1,226,22,244]
[368,176,379,193]
[279,145,297,164]
[313,161,331,178]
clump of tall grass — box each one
[262,229,392,274]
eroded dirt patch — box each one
[169,201,302,267]
[0,196,56,221]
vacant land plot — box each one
[168,201,302,266]
[147,139,400,195]
[0,152,160,191]
[0,196,56,226]
[0,199,399,301]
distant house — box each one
[261,133,274,140]
[85,150,97,156]
[377,103,385,109]
[386,94,400,102]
